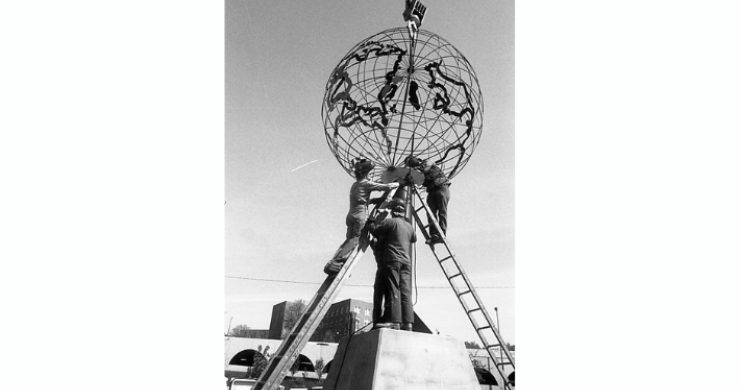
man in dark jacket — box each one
[367,200,416,331]
[369,235,390,326]
[405,156,450,244]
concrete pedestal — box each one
[322,328,480,390]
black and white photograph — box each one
[225,1,514,389]
[3,1,740,389]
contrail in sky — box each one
[291,159,319,172]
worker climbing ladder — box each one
[409,185,516,390]
[252,189,398,390]
[252,183,515,390]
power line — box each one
[225,275,513,289]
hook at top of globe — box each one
[403,0,427,40]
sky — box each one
[225,0,516,344]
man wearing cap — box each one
[405,156,450,244]
[367,199,416,331]
[324,159,398,275]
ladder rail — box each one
[253,188,398,390]
[253,241,368,390]
[410,185,515,389]
[439,243,517,367]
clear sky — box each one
[225,0,515,344]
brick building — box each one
[269,299,373,342]
[311,298,374,342]
[270,298,431,342]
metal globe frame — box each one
[321,27,484,182]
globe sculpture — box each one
[321,27,484,182]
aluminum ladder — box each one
[252,189,397,390]
[409,185,516,390]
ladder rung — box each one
[458,290,472,296]
[254,239,372,390]
[476,325,492,331]
[467,307,482,314]
[496,361,514,366]
[448,272,462,280]
[439,255,452,262]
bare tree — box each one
[282,299,307,338]
[314,358,326,381]
[248,345,271,379]
[470,357,484,369]
[229,324,251,337]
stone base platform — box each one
[322,328,479,390]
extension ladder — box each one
[252,189,397,390]
[409,185,516,390]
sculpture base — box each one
[322,328,479,390]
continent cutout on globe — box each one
[322,27,484,182]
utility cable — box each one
[225,276,513,289]
[412,239,418,305]
[331,319,373,387]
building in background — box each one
[269,299,373,342]
[242,329,269,339]
[268,301,292,339]
[311,298,374,342]
[269,298,432,342]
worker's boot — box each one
[425,235,444,245]
[402,323,413,331]
[323,259,344,276]
[372,322,401,330]
[331,237,359,262]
